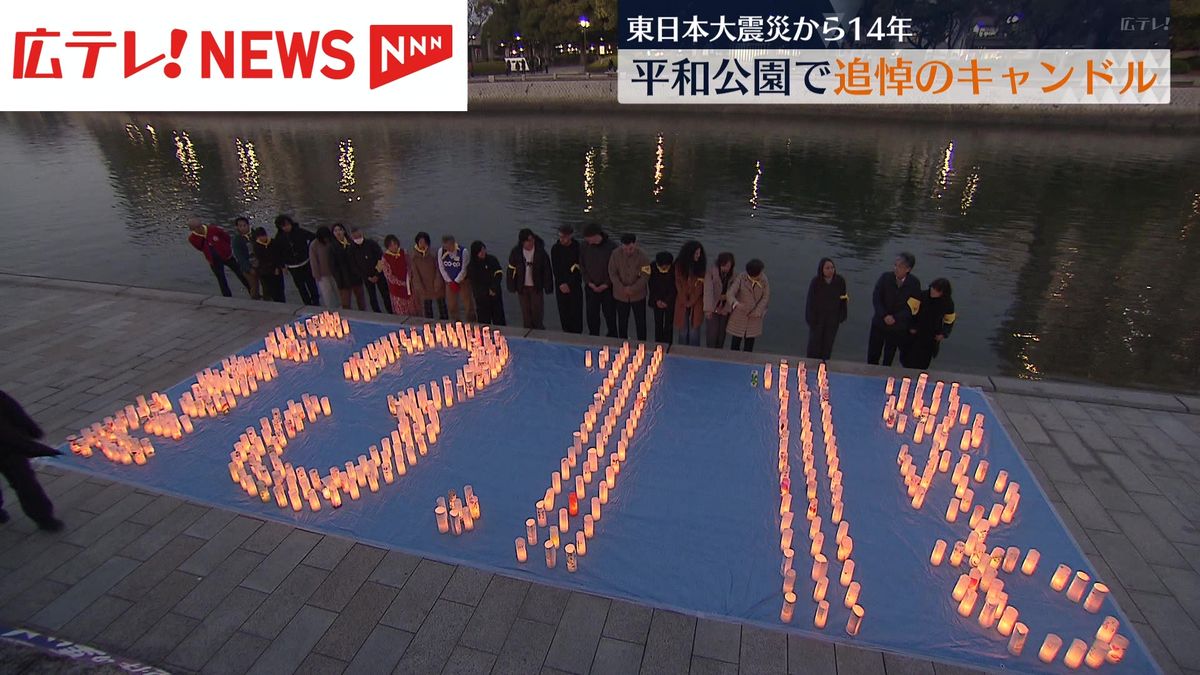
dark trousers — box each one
[423,298,449,320]
[210,256,249,298]
[475,293,506,326]
[901,334,938,370]
[706,313,729,348]
[261,271,285,303]
[653,306,674,344]
[556,286,583,333]
[867,323,909,366]
[340,284,367,311]
[616,299,647,341]
[807,320,840,361]
[518,287,545,329]
[731,336,756,352]
[586,287,617,337]
[287,265,319,305]
[366,277,393,314]
[0,453,55,523]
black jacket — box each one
[252,238,281,275]
[350,238,385,282]
[468,254,505,301]
[507,239,554,294]
[0,390,59,458]
[806,270,848,326]
[329,238,361,288]
[649,264,677,307]
[551,238,583,291]
[910,291,956,339]
[270,225,315,267]
[871,272,921,331]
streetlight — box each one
[579,16,590,69]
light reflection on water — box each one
[0,112,1197,393]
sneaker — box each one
[0,509,9,524]
[36,518,64,532]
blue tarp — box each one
[52,318,1159,674]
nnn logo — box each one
[370,25,453,89]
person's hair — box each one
[746,259,765,276]
[384,234,400,249]
[655,251,673,267]
[415,231,431,246]
[274,214,293,228]
[251,226,268,238]
[898,251,916,270]
[676,240,706,278]
[620,233,636,245]
[930,278,952,299]
[558,224,575,235]
[332,223,347,238]
[518,228,535,244]
[315,226,333,243]
[716,252,735,272]
[234,216,250,227]
[442,234,456,244]
[582,223,602,238]
[817,257,836,277]
[350,226,363,236]
[469,240,487,260]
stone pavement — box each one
[0,272,1197,675]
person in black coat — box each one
[507,228,554,330]
[805,257,848,360]
[551,225,584,334]
[468,241,506,325]
[351,227,392,314]
[0,390,63,531]
[867,252,921,366]
[902,278,957,370]
[329,223,366,310]
[252,227,285,302]
[649,251,677,344]
[270,215,319,305]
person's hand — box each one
[489,290,496,297]
[909,328,917,335]
[656,301,666,309]
[560,283,570,294]
[597,284,609,293]
[368,275,378,283]
[883,315,895,326]
[935,334,945,342]
[705,311,713,319]
[275,269,282,276]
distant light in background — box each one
[599,135,609,172]
[235,137,260,203]
[1011,332,1042,378]
[144,123,158,148]
[173,130,201,189]
[933,140,954,200]
[338,139,359,201]
[125,123,142,144]
[652,133,665,201]
[960,167,980,215]
[583,147,597,213]
[750,160,763,215]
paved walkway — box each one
[0,273,1197,675]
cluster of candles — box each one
[179,350,279,419]
[265,313,346,364]
[515,343,663,572]
[883,375,985,453]
[227,394,339,509]
[774,361,866,637]
[343,321,505,386]
[67,392,181,464]
[435,486,482,535]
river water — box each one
[0,112,1197,392]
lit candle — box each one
[1063,638,1087,669]
[1051,564,1072,591]
[846,604,864,637]
[969,506,985,528]
[780,591,796,623]
[565,544,578,573]
[811,532,824,557]
[545,540,556,568]
[811,554,828,582]
[1022,549,1040,575]
[813,576,828,602]
[584,514,595,538]
[515,538,528,562]
[575,531,587,556]
[575,475,585,499]
[1002,546,1020,573]
[783,569,796,594]
[838,536,853,562]
[435,506,449,533]
[558,508,569,532]
[931,540,947,566]
[1084,583,1108,613]
[591,497,601,521]
[781,549,794,576]
[952,574,971,602]
[1107,634,1128,664]
[974,460,989,483]
[960,489,973,513]
[526,518,538,545]
[835,521,849,545]
[840,559,855,587]
[843,581,860,608]
[814,600,829,629]
[1096,616,1119,643]
[1039,634,1063,663]
[993,470,1008,493]
[997,606,1019,636]
[1067,571,1090,602]
[781,528,794,553]
[536,501,548,528]
[549,526,559,548]
[979,599,998,629]
[957,590,977,617]
[1008,622,1028,655]
[946,498,959,523]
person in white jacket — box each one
[437,235,475,321]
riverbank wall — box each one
[469,75,1200,130]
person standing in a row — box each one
[330,224,365,310]
[551,225,584,334]
[609,234,650,341]
[252,227,285,302]
[705,252,736,348]
[410,232,447,320]
[351,227,392,314]
[440,235,473,322]
[727,259,770,352]
[674,241,706,347]
[649,251,676,344]
[868,252,920,367]
[508,228,553,330]
[272,215,319,305]
[187,218,249,298]
[805,257,848,361]
[580,224,617,337]
[902,278,956,370]
[468,241,506,325]
[381,235,420,316]
[232,217,260,300]
[309,227,340,309]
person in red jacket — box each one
[188,218,249,298]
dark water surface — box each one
[1,112,1197,392]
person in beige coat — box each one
[409,232,447,319]
[726,259,769,352]
[308,227,340,309]
[704,252,736,348]
[608,233,651,341]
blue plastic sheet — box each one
[52,318,1159,674]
